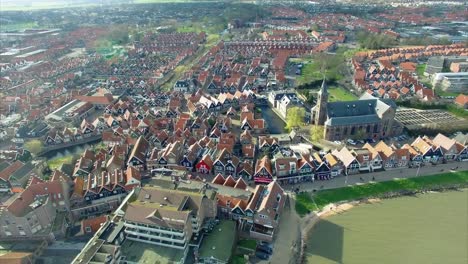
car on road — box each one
[256,251,269,260]
[333,140,341,145]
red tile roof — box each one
[81,215,108,234]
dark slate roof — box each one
[274,92,296,100]
[327,99,377,118]
[175,80,189,87]
[325,114,381,126]
[381,99,397,109]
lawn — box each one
[416,63,426,77]
[295,170,468,217]
[328,87,357,102]
[47,155,73,170]
[295,59,344,86]
[231,255,247,264]
[199,221,236,263]
[237,239,257,250]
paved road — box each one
[283,161,468,193]
[254,196,301,264]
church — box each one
[311,80,403,141]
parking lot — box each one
[395,108,465,130]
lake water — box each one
[306,190,468,264]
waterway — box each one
[260,106,286,134]
[306,190,468,264]
[45,143,97,160]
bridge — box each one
[38,134,102,156]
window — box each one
[85,226,92,233]
[276,194,281,202]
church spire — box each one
[319,78,328,96]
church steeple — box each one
[313,78,328,126]
[319,78,328,96]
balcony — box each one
[126,234,187,250]
[124,222,184,236]
[125,229,186,244]
[250,224,274,242]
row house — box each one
[311,153,331,180]
[213,148,240,177]
[127,136,150,170]
[411,136,444,164]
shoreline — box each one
[297,187,467,264]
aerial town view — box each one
[0,0,467,263]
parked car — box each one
[333,140,341,145]
[257,245,273,254]
[347,139,356,145]
[259,241,272,249]
[256,251,269,260]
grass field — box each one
[237,239,257,250]
[47,155,73,170]
[295,170,468,217]
[416,63,426,77]
[328,87,357,102]
[0,22,39,31]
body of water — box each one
[260,106,286,134]
[45,143,97,160]
[306,190,468,264]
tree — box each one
[24,139,44,156]
[310,125,324,142]
[285,107,305,131]
[352,129,367,140]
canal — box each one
[44,142,99,160]
[259,105,286,134]
[306,189,468,264]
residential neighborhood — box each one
[0,1,467,264]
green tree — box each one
[310,125,324,142]
[286,107,305,131]
[352,129,367,140]
[24,139,44,156]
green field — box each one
[306,189,468,264]
[416,63,426,77]
[237,239,257,250]
[296,171,468,216]
[0,22,39,31]
[328,87,357,102]
[47,155,73,170]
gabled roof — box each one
[255,156,272,176]
[212,174,225,185]
[333,147,357,167]
[432,133,457,152]
[223,175,237,187]
[0,160,24,182]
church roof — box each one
[327,99,377,118]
